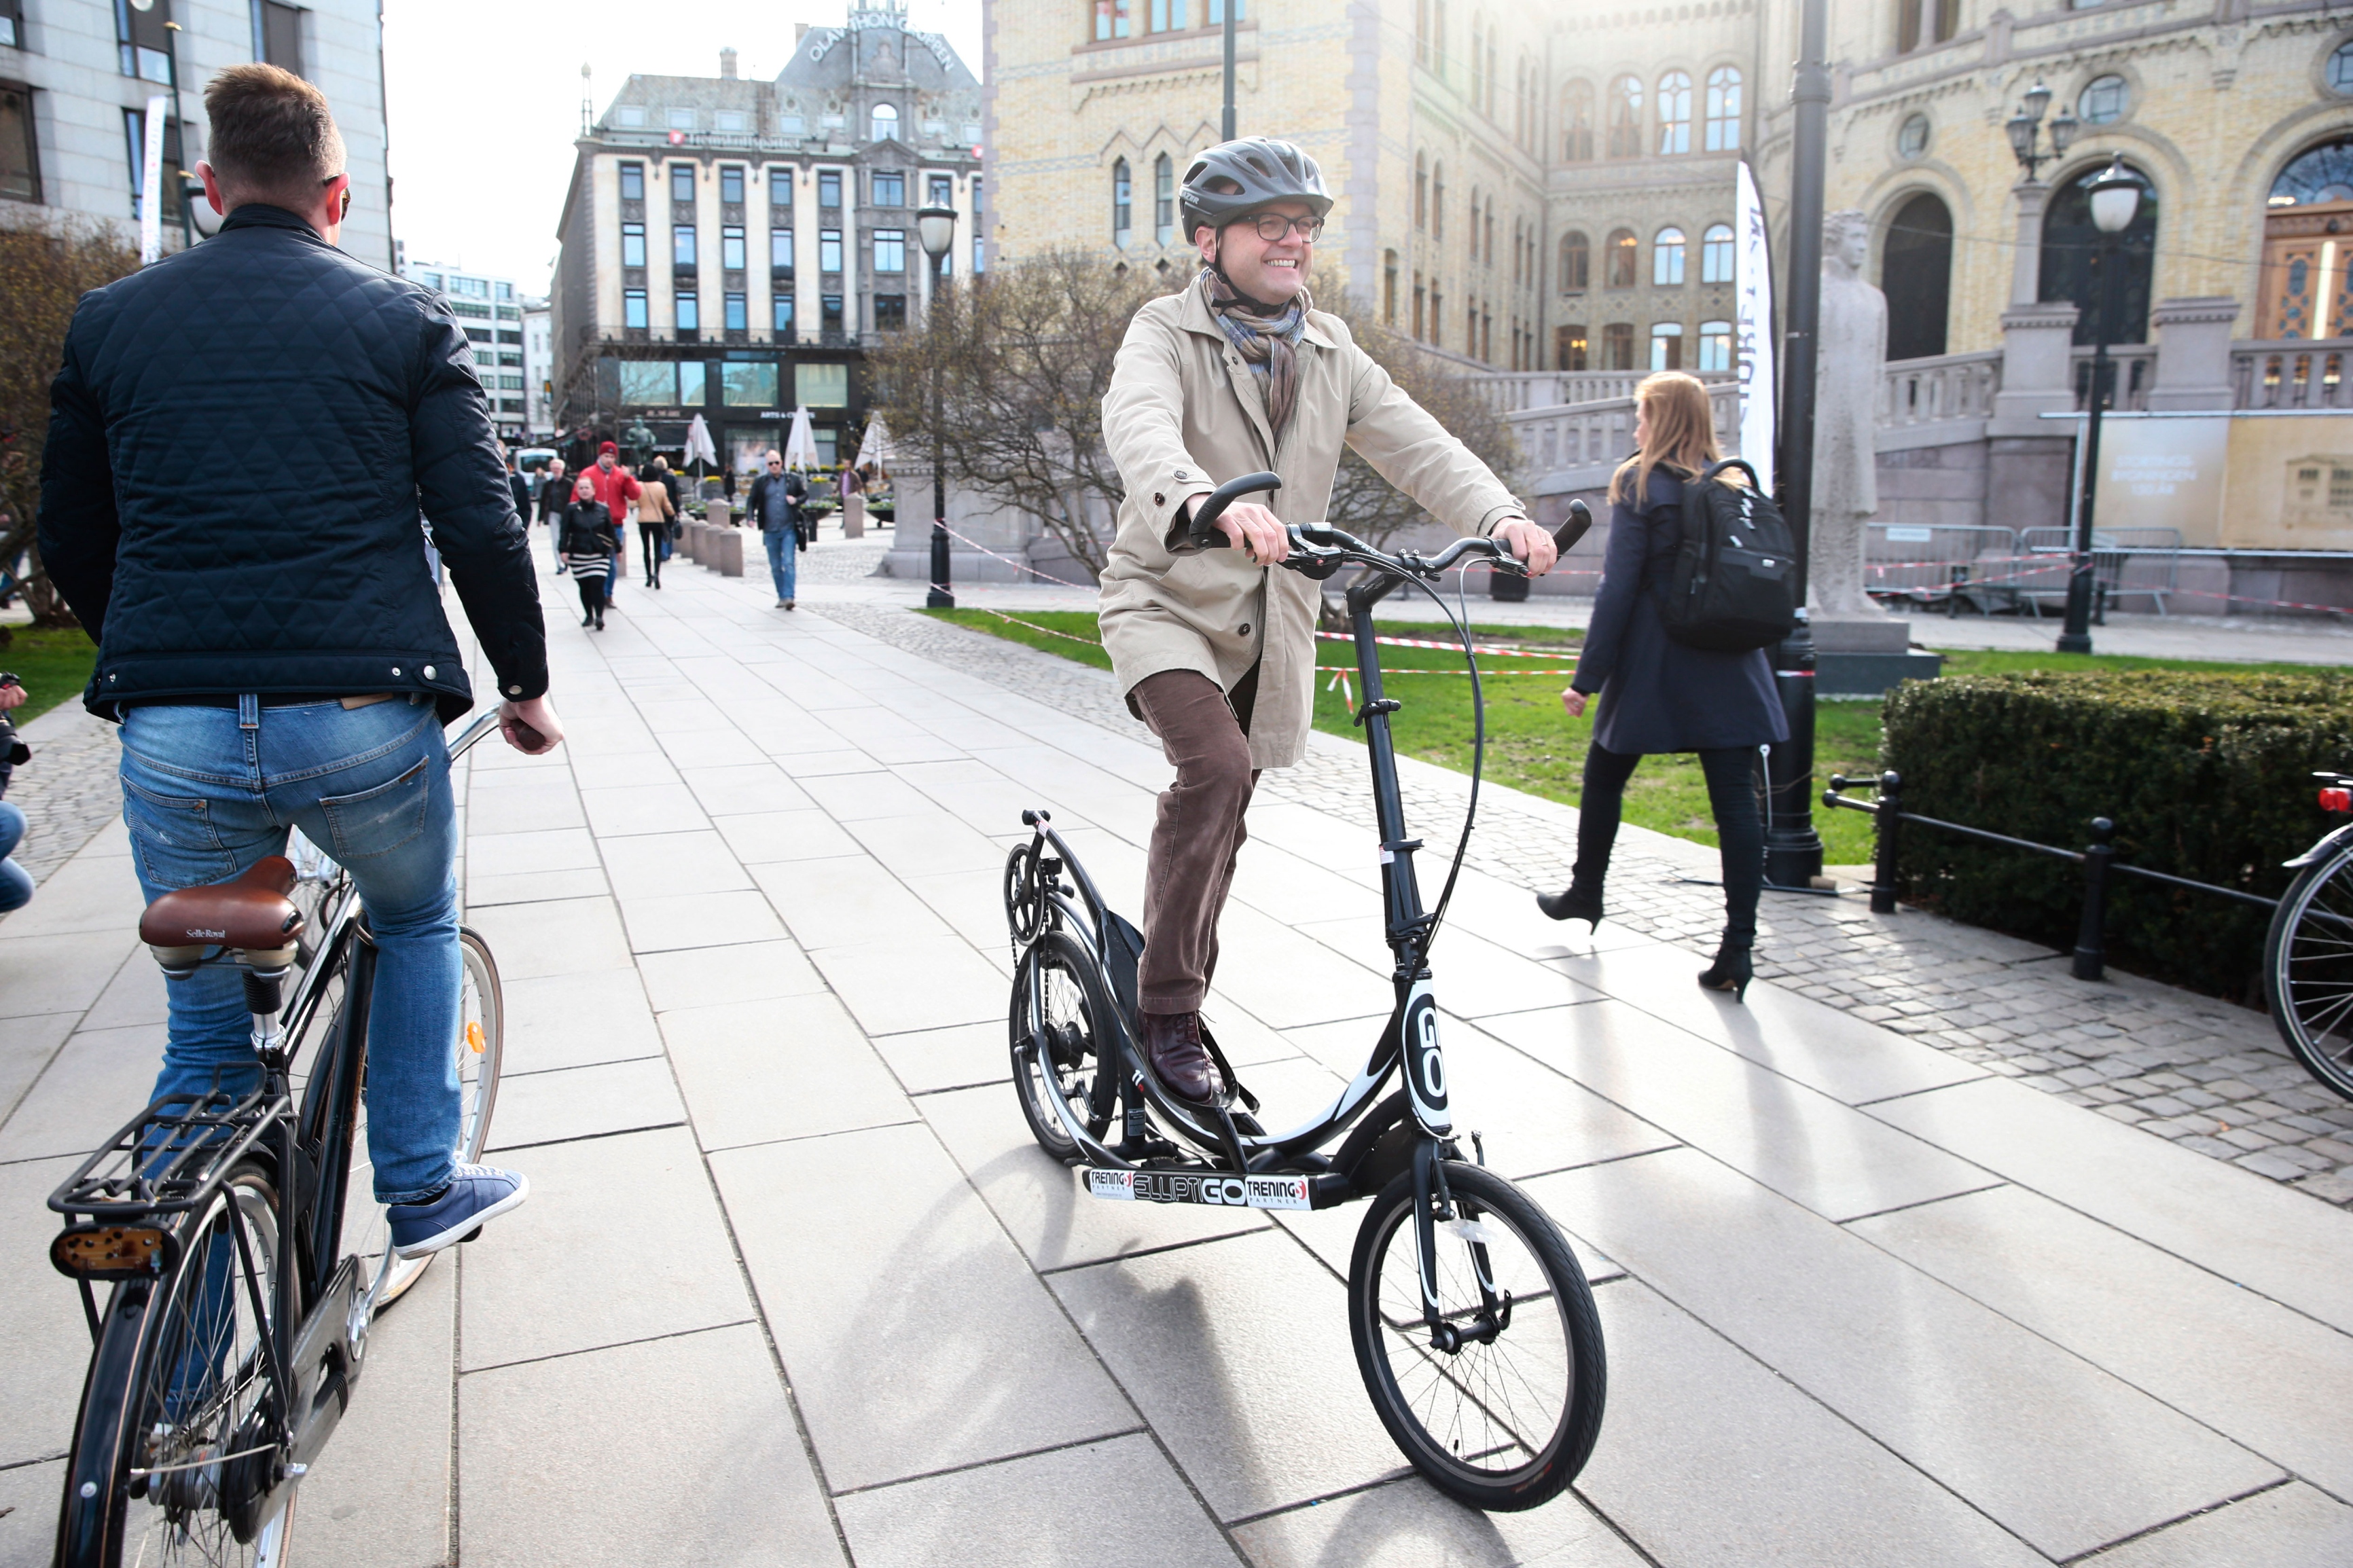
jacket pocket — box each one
[122,776,236,888]
[320,758,432,861]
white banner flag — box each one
[139,95,170,266]
[1734,160,1776,496]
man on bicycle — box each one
[1100,138,1556,1101]
[39,64,561,1257]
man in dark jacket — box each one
[537,457,571,573]
[745,451,808,609]
[38,62,560,1260]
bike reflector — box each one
[51,1222,179,1280]
[1085,1167,1312,1210]
[2322,788,2352,814]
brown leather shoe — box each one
[1141,1010,1217,1104]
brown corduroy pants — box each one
[1132,665,1262,1015]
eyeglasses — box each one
[1246,213,1324,243]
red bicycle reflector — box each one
[2320,788,2352,814]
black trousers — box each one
[639,522,666,583]
[1575,742,1765,947]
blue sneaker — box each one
[387,1164,530,1258]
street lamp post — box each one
[2058,158,2144,656]
[916,204,959,610]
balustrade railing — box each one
[2071,344,2155,412]
[1505,384,1742,475]
[1880,350,2000,429]
[2233,338,2353,409]
[1469,369,1731,412]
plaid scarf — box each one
[1202,268,1310,442]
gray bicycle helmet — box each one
[1179,137,1334,244]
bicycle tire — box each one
[58,1163,295,1568]
[1349,1161,1606,1512]
[1008,930,1116,1158]
[2264,836,2353,1101]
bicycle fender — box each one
[2284,821,2353,870]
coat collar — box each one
[219,204,327,240]
[1175,271,1339,351]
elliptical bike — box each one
[1003,473,1602,1511]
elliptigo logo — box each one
[1083,1169,1312,1210]
[1403,980,1452,1135]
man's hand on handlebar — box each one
[1208,500,1291,566]
[0,678,24,713]
[499,695,565,755]
[1492,517,1558,576]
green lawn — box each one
[920,606,2319,865]
[0,626,99,724]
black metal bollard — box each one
[1870,769,1903,915]
[2072,816,2116,981]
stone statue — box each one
[1810,210,1888,621]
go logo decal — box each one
[1403,983,1452,1134]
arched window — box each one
[1415,152,1428,229]
[1415,0,1430,66]
[1433,162,1445,240]
[1897,0,1958,53]
[1606,227,1637,287]
[1471,20,1485,109]
[1486,206,1496,269]
[1515,57,1528,147]
[1607,76,1643,159]
[1700,223,1735,283]
[1154,153,1174,246]
[1698,319,1732,371]
[1562,80,1594,161]
[1657,72,1692,155]
[1705,66,1742,151]
[871,103,899,142]
[1384,249,1399,323]
[1650,321,1683,370]
[2039,160,2157,344]
[1111,158,1132,247]
[1469,188,1481,261]
[1602,322,1634,369]
[1560,230,1590,291]
[1653,226,1686,285]
[2259,136,2353,338]
[1883,192,1953,359]
[1486,36,1498,117]
[1093,0,1132,39]
[1558,323,1588,370]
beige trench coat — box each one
[1099,275,1526,769]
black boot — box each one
[1698,943,1754,1002]
[1140,1010,1219,1104]
[1536,881,1604,931]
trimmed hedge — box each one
[1881,670,2353,1001]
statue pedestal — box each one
[1812,616,1940,697]
[1811,617,1911,655]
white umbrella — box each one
[857,412,896,477]
[781,407,820,472]
[684,412,718,488]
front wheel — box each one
[1349,1161,1606,1512]
[2265,837,2353,1101]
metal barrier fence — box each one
[1863,524,2019,610]
[2018,527,2182,617]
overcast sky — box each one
[380,0,984,291]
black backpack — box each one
[1657,458,1799,653]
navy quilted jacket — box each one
[38,204,547,722]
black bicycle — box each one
[1003,474,1605,1511]
[44,713,507,1567]
[2264,771,2353,1100]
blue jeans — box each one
[607,524,624,596]
[0,800,30,913]
[764,526,796,602]
[120,697,461,1203]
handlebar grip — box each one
[1553,499,1594,555]
[1186,471,1283,550]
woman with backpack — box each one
[559,473,615,630]
[1537,371,1789,1002]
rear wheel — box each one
[2265,837,2353,1101]
[1349,1161,1605,1512]
[1009,930,1116,1158]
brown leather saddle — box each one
[139,856,305,976]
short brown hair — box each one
[204,64,344,204]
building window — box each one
[1557,324,1588,370]
[1898,0,1958,52]
[820,228,842,272]
[1,82,40,204]
[821,294,844,334]
[1560,230,1589,291]
[1414,153,1427,229]
[1884,191,1953,359]
[1412,275,1425,338]
[674,225,696,268]
[771,227,794,270]
[874,169,904,206]
[1429,287,1442,348]
[774,293,796,333]
[670,164,695,204]
[122,107,182,225]
[1649,321,1683,369]
[620,162,644,202]
[721,361,778,405]
[1704,67,1742,151]
[615,106,645,128]
[624,289,649,329]
[1154,153,1174,245]
[1432,162,1445,240]
[874,293,907,330]
[1562,80,1594,161]
[621,222,646,268]
[676,291,699,331]
[1471,20,1484,110]
[2079,75,2128,125]
[1095,0,1131,38]
[770,165,793,208]
[668,107,696,132]
[117,0,173,84]
[819,169,842,208]
[872,103,899,141]
[722,225,745,269]
[874,229,906,272]
[1897,113,1931,159]
[1112,158,1132,245]
[724,292,747,331]
[1384,251,1398,323]
[1700,223,1734,283]
[617,361,678,404]
[1606,228,1637,287]
[1698,319,1731,371]
[2041,158,2157,344]
[0,1,19,49]
[251,0,303,73]
[1657,71,1692,155]
[2331,42,2353,96]
[1602,321,1634,369]
[720,164,744,204]
[1607,76,1642,158]
[1653,227,1685,285]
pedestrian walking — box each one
[560,474,613,629]
[504,446,532,531]
[636,456,677,588]
[838,460,866,541]
[586,441,637,606]
[747,450,807,609]
[0,675,31,915]
[1537,371,1788,1001]
[537,458,571,574]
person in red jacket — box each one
[586,441,639,605]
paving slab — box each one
[753,853,955,949]
[0,1459,64,1568]
[0,1155,98,1468]
[2091,1482,2353,1567]
[873,1019,1011,1093]
[712,806,863,864]
[660,993,915,1150]
[805,932,1007,1036]
[495,968,662,1073]
[0,1010,74,1124]
[1233,1472,1646,1568]
[634,936,829,1011]
[0,1021,165,1164]
[484,1055,687,1151]
[0,930,132,1020]
[462,896,631,982]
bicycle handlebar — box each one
[1187,475,1592,583]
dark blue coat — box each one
[39,204,546,722]
[1569,469,1789,755]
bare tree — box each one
[869,250,1159,578]
[0,221,138,629]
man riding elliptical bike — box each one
[1098,137,1558,1105]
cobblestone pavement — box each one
[812,596,2353,1208]
[3,704,122,888]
